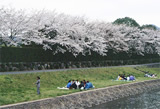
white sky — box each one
[1,0,160,26]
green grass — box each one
[0,67,160,106]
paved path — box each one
[0,62,160,75]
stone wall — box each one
[1,79,160,109]
[1,58,159,72]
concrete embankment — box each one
[1,79,160,109]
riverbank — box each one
[1,79,160,109]
[0,66,159,106]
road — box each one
[0,62,160,75]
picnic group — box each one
[144,72,157,78]
[116,74,136,81]
[66,80,94,90]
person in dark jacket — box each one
[79,81,84,89]
[70,80,77,89]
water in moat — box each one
[86,64,160,109]
[86,89,160,109]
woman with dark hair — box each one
[70,80,77,89]
[67,80,71,88]
[76,80,80,88]
[83,80,86,87]
[122,74,127,80]
[79,81,84,89]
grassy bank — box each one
[0,67,159,106]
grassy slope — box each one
[0,67,159,105]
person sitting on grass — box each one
[79,81,84,89]
[85,81,93,90]
[130,75,135,81]
[118,75,123,80]
[67,80,72,88]
[122,74,127,80]
[70,80,77,89]
[76,80,80,88]
[144,72,152,77]
[127,75,130,81]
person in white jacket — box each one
[75,80,80,89]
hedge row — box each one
[1,47,160,62]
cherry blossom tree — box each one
[1,8,160,57]
[0,8,32,46]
